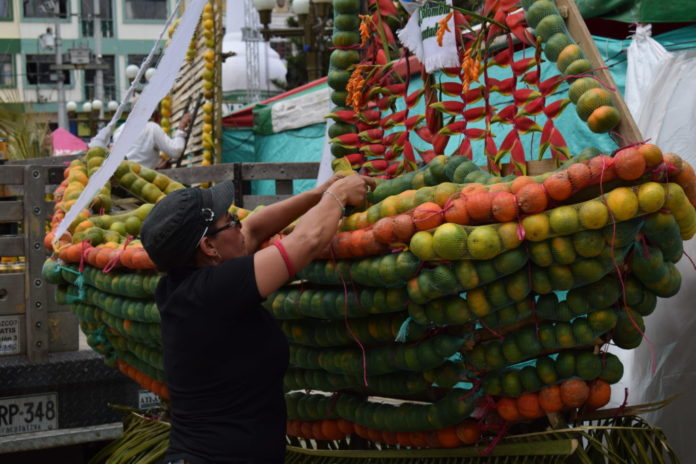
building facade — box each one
[0,0,179,129]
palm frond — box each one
[0,91,50,160]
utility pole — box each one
[54,1,68,129]
[93,0,104,124]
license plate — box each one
[0,393,58,436]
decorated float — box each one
[42,0,695,461]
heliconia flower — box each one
[376,0,398,16]
[519,97,545,116]
[464,106,489,122]
[404,115,425,131]
[432,134,449,154]
[514,116,543,133]
[430,100,465,116]
[506,10,535,45]
[438,121,467,136]
[511,57,536,76]
[384,83,408,96]
[463,87,484,104]
[418,149,436,164]
[325,110,358,124]
[426,105,443,134]
[405,88,425,108]
[363,160,388,172]
[513,89,541,106]
[522,70,539,86]
[487,77,516,95]
[344,153,365,165]
[491,48,513,67]
[434,82,463,97]
[458,138,473,159]
[374,94,398,110]
[330,133,362,147]
[415,126,433,144]
[543,98,570,119]
[379,109,408,128]
[464,128,487,140]
[485,134,498,163]
[359,128,384,142]
[359,144,387,156]
[403,142,416,162]
[538,75,563,96]
[492,104,516,124]
[436,12,453,47]
[359,110,382,124]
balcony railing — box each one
[80,19,114,38]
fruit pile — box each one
[264,143,695,446]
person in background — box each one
[112,112,192,169]
[140,173,375,464]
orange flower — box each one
[346,64,369,112]
[359,15,372,48]
[460,48,481,97]
[436,12,453,47]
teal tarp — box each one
[222,25,696,190]
[222,124,325,196]
[577,0,696,23]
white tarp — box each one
[613,24,696,462]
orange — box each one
[392,214,416,241]
[511,176,536,194]
[516,392,544,419]
[413,202,443,231]
[675,161,696,187]
[396,431,413,447]
[366,427,383,443]
[491,191,518,222]
[538,384,563,412]
[489,183,511,193]
[517,183,548,214]
[588,155,617,184]
[409,431,428,447]
[496,397,521,422]
[444,198,470,225]
[638,143,663,168]
[662,152,683,177]
[455,420,481,445]
[586,379,611,410]
[372,217,395,244]
[613,147,646,181]
[336,419,354,436]
[460,182,487,196]
[566,162,591,191]
[348,229,365,256]
[587,105,621,133]
[436,426,462,448]
[560,378,590,408]
[465,192,493,222]
[320,420,344,440]
[543,171,573,201]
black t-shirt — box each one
[156,255,289,464]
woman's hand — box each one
[314,173,345,195]
[328,175,376,207]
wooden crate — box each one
[0,163,79,363]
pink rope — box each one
[599,158,657,375]
[559,67,617,92]
[478,316,504,339]
[102,236,134,274]
[78,240,91,273]
[337,264,369,387]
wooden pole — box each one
[556,0,643,145]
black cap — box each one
[141,180,235,271]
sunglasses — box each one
[205,213,241,237]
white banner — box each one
[397,0,459,73]
[53,0,207,244]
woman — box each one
[140,173,375,464]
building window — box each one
[124,0,166,20]
[0,54,13,86]
[0,0,12,20]
[84,55,115,100]
[81,0,114,37]
[23,0,68,18]
[25,54,71,85]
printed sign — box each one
[138,390,162,410]
[0,316,20,355]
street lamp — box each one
[145,68,156,81]
[82,102,93,113]
[252,0,276,29]
[107,100,119,112]
[125,64,139,81]
[91,99,103,111]
[66,101,78,112]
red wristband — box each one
[272,241,296,279]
